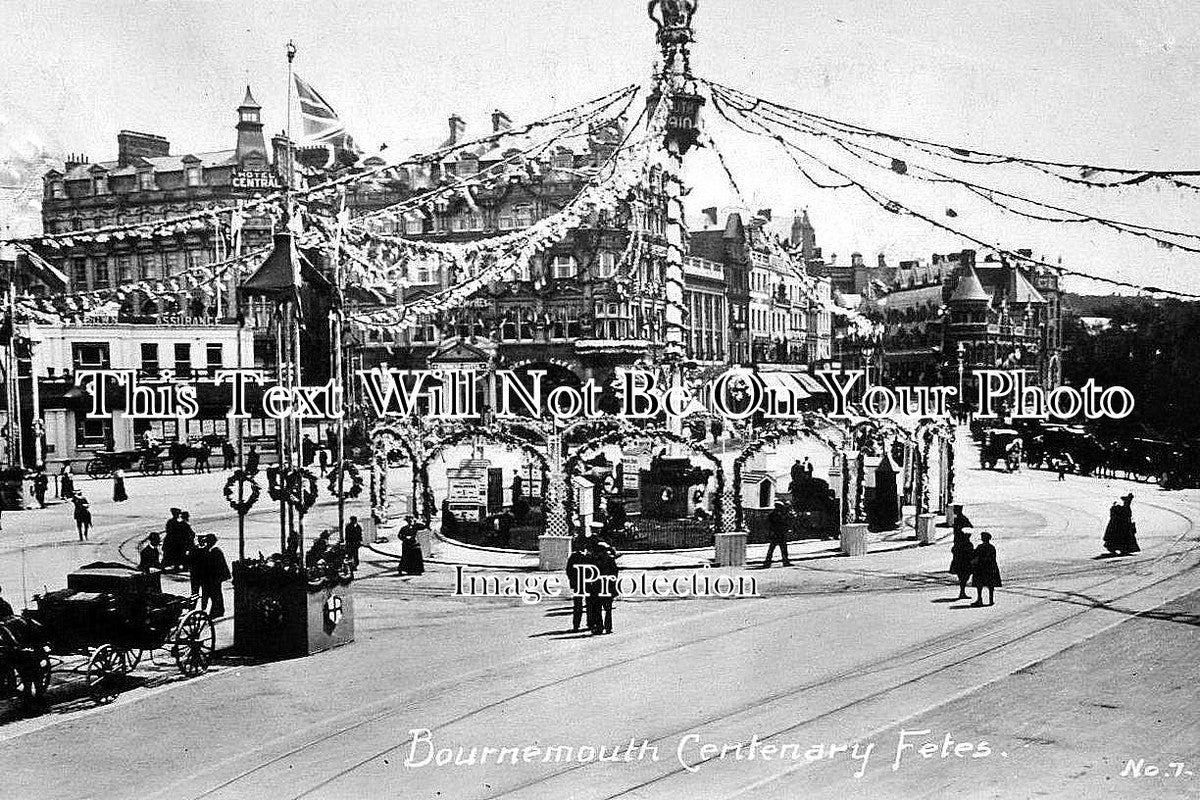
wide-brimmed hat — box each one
[198,533,217,544]
[170,507,182,515]
[1121,493,1134,502]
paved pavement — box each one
[1,433,1197,799]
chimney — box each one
[851,252,864,268]
[877,253,888,269]
[491,109,512,133]
[448,114,466,145]
[117,131,170,167]
[701,206,718,227]
[65,153,88,172]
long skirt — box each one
[399,540,424,575]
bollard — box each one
[839,523,869,557]
[916,513,937,545]
[715,531,748,567]
[538,534,572,571]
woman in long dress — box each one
[949,530,975,600]
[112,468,128,502]
[397,516,427,576]
[59,462,74,500]
[971,531,1002,607]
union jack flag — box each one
[293,74,361,155]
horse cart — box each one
[0,563,215,708]
[85,446,165,478]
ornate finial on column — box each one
[648,0,699,53]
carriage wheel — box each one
[86,645,123,705]
[115,648,143,674]
[86,458,110,478]
[141,457,163,477]
[171,611,215,677]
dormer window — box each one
[186,166,202,187]
[139,171,155,190]
[92,175,108,195]
[49,180,65,199]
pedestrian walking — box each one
[397,516,427,576]
[949,528,975,600]
[593,541,619,634]
[317,447,329,476]
[112,468,128,503]
[762,502,793,568]
[951,504,972,537]
[138,531,161,571]
[170,441,188,475]
[71,493,92,541]
[193,443,211,474]
[221,440,236,470]
[192,533,230,618]
[59,461,74,500]
[32,468,49,508]
[970,531,1002,606]
[344,515,364,569]
[495,508,515,548]
[245,445,260,476]
[302,434,316,467]
[1103,493,1140,555]
[565,540,591,632]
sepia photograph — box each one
[0,1,1198,798]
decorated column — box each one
[539,425,571,571]
[648,0,703,437]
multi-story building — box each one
[344,111,672,397]
[40,88,281,302]
[828,245,1063,393]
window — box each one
[76,417,112,448]
[174,343,191,378]
[513,204,534,228]
[139,171,155,191]
[141,343,160,375]
[457,158,478,177]
[595,251,617,279]
[552,255,576,280]
[165,250,182,275]
[50,180,65,199]
[117,256,134,282]
[72,343,111,370]
[205,343,223,375]
[92,258,110,289]
[404,216,425,235]
[72,258,88,289]
[413,259,435,285]
[92,175,108,195]
[552,151,574,171]
[186,166,202,187]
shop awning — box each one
[758,372,811,402]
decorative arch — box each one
[369,423,420,522]
[913,418,956,514]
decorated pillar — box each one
[648,0,703,437]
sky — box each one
[2,0,1200,295]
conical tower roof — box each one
[949,265,991,303]
[240,85,260,109]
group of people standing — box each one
[565,532,620,635]
[138,507,230,617]
[948,505,1002,607]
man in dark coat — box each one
[32,469,48,508]
[139,531,161,572]
[344,515,364,569]
[192,534,231,617]
[221,441,236,470]
[0,585,13,618]
[970,531,1001,607]
[245,445,260,476]
[949,529,975,600]
[565,541,592,632]
[593,542,619,634]
[495,508,515,548]
[762,502,793,568]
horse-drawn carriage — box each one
[979,428,1023,471]
[85,445,164,478]
[0,563,215,708]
